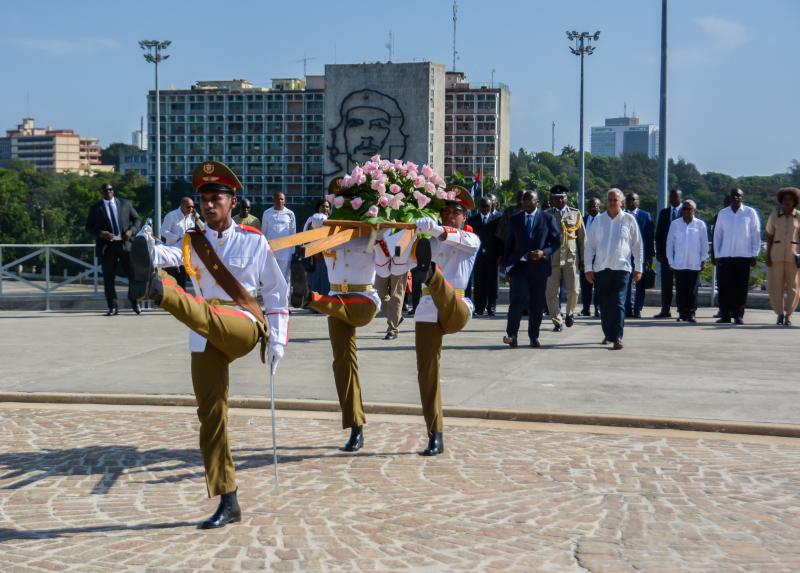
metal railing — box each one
[0,244,119,311]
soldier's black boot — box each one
[341,425,363,452]
[420,432,444,456]
[198,489,241,530]
[129,235,163,304]
[290,258,311,308]
[415,238,435,283]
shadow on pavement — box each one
[0,521,195,542]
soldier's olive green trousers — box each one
[415,269,471,437]
[546,264,580,324]
[160,276,260,497]
[309,293,378,429]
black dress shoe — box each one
[552,323,563,332]
[384,331,397,340]
[564,314,574,328]
[777,315,784,325]
[130,236,162,303]
[198,489,241,530]
[687,315,697,323]
[579,309,591,317]
[734,317,744,325]
[420,432,443,456]
[653,311,672,319]
[625,311,634,318]
[289,260,310,308]
[341,426,363,452]
[716,317,731,324]
[486,309,495,316]
[529,339,541,348]
[601,337,609,345]
[612,339,624,350]
[502,335,518,348]
[131,301,141,315]
[105,302,118,316]
[633,311,642,319]
[594,310,600,318]
[415,238,434,283]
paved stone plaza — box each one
[0,403,798,572]
[0,306,797,424]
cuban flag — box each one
[470,169,482,198]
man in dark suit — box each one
[579,197,602,317]
[85,183,141,315]
[653,189,683,318]
[502,190,561,348]
[624,192,654,318]
[467,197,501,316]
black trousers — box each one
[100,241,133,306]
[659,263,675,312]
[164,266,188,290]
[717,257,751,319]
[506,268,547,341]
[580,270,594,312]
[472,256,498,313]
[674,269,700,318]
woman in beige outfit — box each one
[766,187,800,326]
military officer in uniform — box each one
[545,185,585,331]
[290,181,409,452]
[413,186,480,456]
[129,161,289,530]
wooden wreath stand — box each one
[268,220,417,257]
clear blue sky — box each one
[2,0,797,177]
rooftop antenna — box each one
[296,55,318,77]
[386,31,394,62]
[551,121,556,154]
[452,0,459,72]
[624,101,627,117]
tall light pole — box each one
[139,40,171,236]
[567,30,600,214]
[657,0,669,214]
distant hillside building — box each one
[0,117,113,174]
[591,115,658,159]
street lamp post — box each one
[657,0,669,214]
[567,30,600,215]
[139,40,171,236]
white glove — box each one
[310,213,327,229]
[268,341,285,372]
[415,217,443,237]
[135,226,156,258]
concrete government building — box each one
[147,62,510,205]
[590,115,658,159]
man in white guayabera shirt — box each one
[712,187,761,325]
[583,188,643,350]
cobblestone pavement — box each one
[1,403,798,573]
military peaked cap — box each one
[192,161,243,193]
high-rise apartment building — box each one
[0,118,111,174]
[590,115,658,159]
[147,78,324,204]
[444,71,510,183]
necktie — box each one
[107,202,120,236]
[672,207,679,220]
[526,214,533,235]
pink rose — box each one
[407,171,418,181]
[435,188,448,199]
[334,196,345,209]
[389,183,402,194]
[350,197,363,210]
[325,193,336,204]
[370,154,382,163]
[406,161,418,173]
[414,191,431,209]
[446,191,456,201]
[378,195,389,207]
[379,159,392,171]
[413,176,425,188]
[340,175,353,188]
[421,164,434,178]
[371,179,383,192]
[432,174,445,187]
[424,182,436,195]
[389,194,404,209]
[366,205,379,218]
